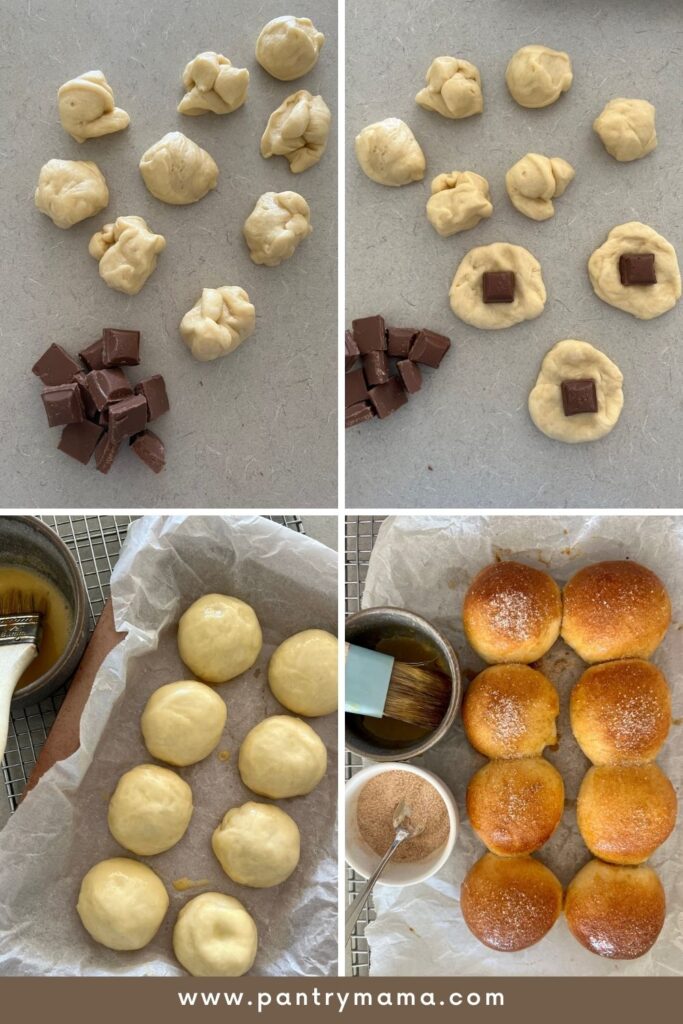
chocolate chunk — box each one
[561,378,598,417]
[619,253,656,286]
[369,377,408,419]
[102,328,141,366]
[31,343,82,386]
[108,394,148,443]
[352,315,386,354]
[41,383,85,427]
[346,367,370,407]
[73,372,99,421]
[94,432,121,474]
[85,368,133,412]
[134,374,169,422]
[483,271,515,303]
[345,402,375,428]
[363,351,391,386]
[397,359,422,394]
[386,327,417,358]
[345,329,360,371]
[409,329,451,368]
[131,430,166,474]
[57,421,104,465]
[79,338,106,370]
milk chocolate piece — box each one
[369,378,408,419]
[397,359,422,394]
[363,351,391,386]
[79,338,106,370]
[134,374,169,422]
[58,421,104,465]
[386,327,417,358]
[409,329,451,368]
[41,383,85,427]
[102,328,141,366]
[345,329,360,370]
[345,402,375,428]
[31,343,82,386]
[561,378,598,416]
[131,430,166,474]
[352,315,386,353]
[346,367,370,407]
[619,253,656,285]
[94,432,121,474]
[73,372,99,420]
[108,394,148,443]
[85,368,133,412]
[483,271,515,303]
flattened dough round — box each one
[212,801,300,887]
[415,56,483,119]
[268,628,338,716]
[506,45,573,108]
[588,222,681,320]
[449,242,546,329]
[108,763,193,856]
[141,680,227,766]
[178,594,262,684]
[239,715,327,798]
[426,171,492,237]
[593,99,656,162]
[77,858,168,951]
[173,892,257,976]
[355,118,425,187]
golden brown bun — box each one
[461,853,562,952]
[577,764,677,865]
[561,561,671,663]
[463,561,562,664]
[570,660,671,765]
[463,664,559,758]
[466,757,564,856]
[565,859,665,959]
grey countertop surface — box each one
[0,0,337,508]
[345,0,683,509]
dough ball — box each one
[588,221,681,320]
[243,191,312,266]
[139,132,218,205]
[108,763,193,856]
[528,339,624,444]
[173,892,257,976]
[463,560,561,663]
[261,90,331,173]
[415,56,483,119]
[212,801,300,887]
[239,715,327,798]
[77,857,168,951]
[577,763,677,865]
[561,560,671,663]
[461,852,562,952]
[58,70,130,143]
[355,118,426,187]
[178,51,249,115]
[571,660,671,766]
[180,286,256,362]
[88,215,165,295]
[255,15,324,81]
[426,171,492,237]
[178,594,262,684]
[35,159,109,229]
[467,757,564,857]
[463,664,559,759]
[565,860,666,960]
[505,45,573,108]
[141,680,227,766]
[449,242,546,329]
[593,98,656,162]
[505,153,574,221]
[268,628,338,716]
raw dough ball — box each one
[463,664,559,759]
[178,51,249,115]
[108,764,193,856]
[505,45,573,108]
[255,16,324,81]
[139,132,218,205]
[141,680,227,766]
[593,99,656,162]
[243,191,312,267]
[77,857,168,951]
[212,801,300,887]
[449,242,546,329]
[178,594,262,684]
[261,90,331,173]
[58,70,130,143]
[355,118,426,187]
[528,339,624,444]
[173,892,257,977]
[268,628,338,716]
[180,286,256,362]
[588,221,681,320]
[426,171,492,237]
[506,153,575,221]
[34,159,109,229]
[239,715,327,798]
[88,215,165,295]
[415,56,483,119]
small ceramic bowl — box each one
[345,762,458,887]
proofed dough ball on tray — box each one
[463,664,559,759]
[177,594,262,684]
[268,628,338,716]
[239,715,327,798]
[173,892,258,977]
[108,763,193,856]
[77,857,168,951]
[141,680,227,766]
[212,801,300,887]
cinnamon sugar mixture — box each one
[357,771,450,862]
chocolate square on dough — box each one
[345,330,360,371]
[86,368,133,412]
[352,315,386,353]
[345,402,375,428]
[31,343,82,386]
[561,378,598,417]
[363,351,391,386]
[79,338,106,371]
[409,329,451,368]
[131,430,166,474]
[386,327,417,359]
[397,359,422,394]
[482,271,516,303]
[58,420,104,465]
[102,328,141,366]
[368,377,408,419]
[41,383,85,427]
[619,253,656,286]
[108,394,149,443]
[346,367,370,407]
[135,375,169,422]
[94,432,121,474]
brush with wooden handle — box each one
[0,590,45,761]
[345,643,452,729]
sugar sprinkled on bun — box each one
[463,664,560,758]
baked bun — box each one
[466,757,564,856]
[577,763,677,865]
[461,852,562,951]
[561,561,671,663]
[571,660,671,765]
[565,860,665,959]
[463,664,559,758]
[463,561,561,663]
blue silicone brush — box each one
[345,644,451,730]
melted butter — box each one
[361,715,430,744]
[375,635,436,665]
[172,877,210,892]
[0,565,72,689]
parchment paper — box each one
[0,515,338,977]
[357,515,683,976]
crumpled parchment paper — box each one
[358,515,683,977]
[0,515,338,977]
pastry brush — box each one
[345,643,451,730]
[0,590,45,761]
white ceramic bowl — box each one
[345,762,458,886]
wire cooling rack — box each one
[1,515,304,814]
